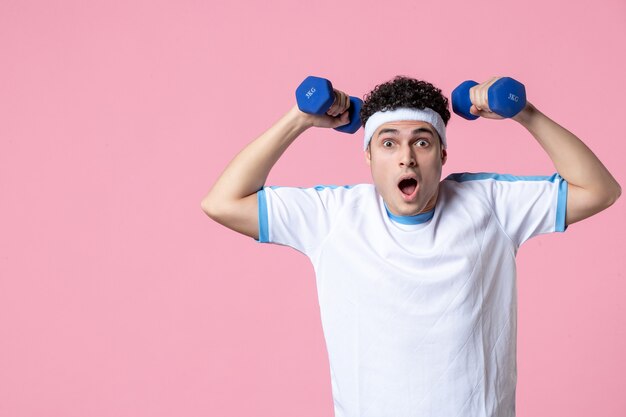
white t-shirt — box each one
[256,172,568,417]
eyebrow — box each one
[377,127,435,138]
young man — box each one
[201,76,620,417]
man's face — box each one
[365,120,447,217]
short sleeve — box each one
[256,185,352,255]
[488,173,568,246]
[446,172,568,247]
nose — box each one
[399,144,416,167]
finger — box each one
[481,84,491,112]
[334,110,350,127]
[333,91,345,116]
[337,91,348,114]
[327,89,343,116]
[340,93,350,114]
[471,82,491,112]
[470,104,504,120]
[332,89,351,116]
[485,76,499,88]
[480,77,500,111]
[470,86,482,111]
[326,95,338,116]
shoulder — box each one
[270,183,374,197]
[306,183,376,208]
[440,171,565,216]
[443,172,562,184]
[442,172,562,194]
[265,183,372,192]
[308,183,374,195]
[262,183,375,208]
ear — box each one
[441,148,447,166]
[365,146,371,167]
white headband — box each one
[363,107,447,151]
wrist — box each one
[512,101,538,126]
[287,105,315,130]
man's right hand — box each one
[296,88,352,130]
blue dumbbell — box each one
[295,76,363,134]
[451,77,526,120]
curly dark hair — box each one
[360,76,450,128]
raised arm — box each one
[469,77,621,227]
[201,92,351,239]
[512,104,621,225]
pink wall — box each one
[1,0,625,416]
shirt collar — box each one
[384,202,435,225]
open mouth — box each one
[398,178,418,197]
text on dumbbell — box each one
[305,88,316,99]
[508,93,519,102]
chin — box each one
[391,200,423,216]
[401,206,424,216]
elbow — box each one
[200,198,213,218]
[609,181,622,206]
[599,180,622,210]
[200,195,225,222]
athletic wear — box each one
[257,172,568,417]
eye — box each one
[382,140,394,148]
[415,139,430,147]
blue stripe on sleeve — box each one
[445,172,559,182]
[257,188,269,243]
[555,175,568,232]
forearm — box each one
[202,105,312,211]
[514,102,621,199]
